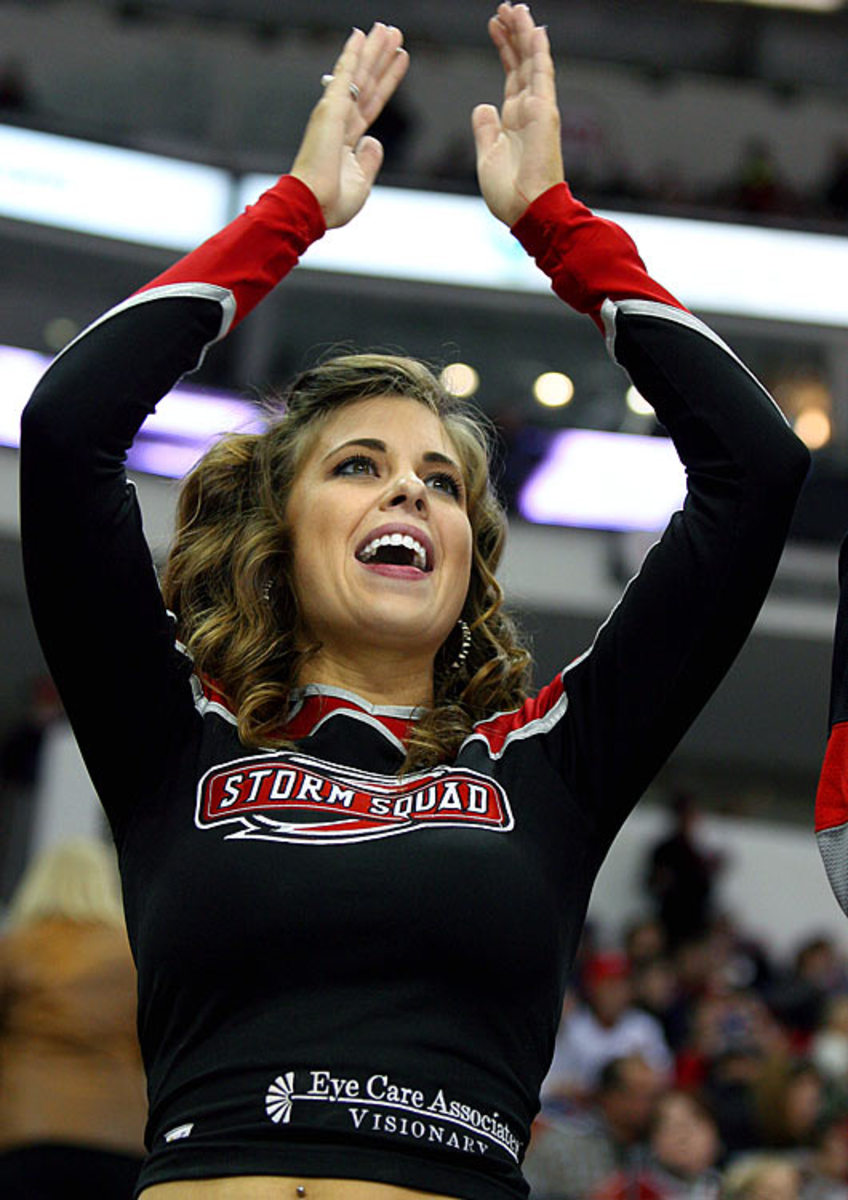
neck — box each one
[298,647,435,709]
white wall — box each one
[29,721,106,856]
[590,803,848,959]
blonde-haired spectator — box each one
[721,1155,801,1200]
[0,838,145,1198]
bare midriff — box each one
[140,1179,456,1199]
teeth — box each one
[359,532,429,570]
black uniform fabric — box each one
[19,180,809,1199]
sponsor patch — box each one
[196,752,513,844]
[264,1067,522,1162]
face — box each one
[285,395,473,677]
[604,1060,662,1142]
[651,1094,719,1177]
[785,1071,821,1137]
[590,975,632,1025]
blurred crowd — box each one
[5,45,848,238]
[424,127,848,235]
[525,795,848,1200]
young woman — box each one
[20,6,809,1199]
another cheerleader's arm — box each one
[816,545,848,913]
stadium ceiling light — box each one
[626,386,654,417]
[440,363,480,398]
[533,372,575,408]
[794,408,832,450]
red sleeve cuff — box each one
[137,174,326,329]
[817,722,848,833]
[510,182,684,331]
[246,173,327,248]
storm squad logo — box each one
[195,752,513,844]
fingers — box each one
[357,25,410,129]
[471,103,502,158]
[531,24,557,104]
[322,22,409,137]
[354,135,385,190]
[489,3,555,102]
[322,25,367,106]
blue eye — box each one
[426,472,462,499]
[335,454,377,477]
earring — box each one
[449,619,472,672]
[262,580,273,603]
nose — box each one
[383,471,428,514]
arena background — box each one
[2,0,848,943]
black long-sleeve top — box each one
[20,176,809,1199]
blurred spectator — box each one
[632,955,687,1052]
[807,1119,848,1199]
[542,952,673,1104]
[768,938,848,1044]
[706,915,773,996]
[722,139,794,217]
[811,995,848,1096]
[368,93,416,176]
[645,792,724,950]
[625,917,668,968]
[721,1155,801,1200]
[680,989,786,1155]
[590,1089,723,1200]
[669,936,721,1058]
[821,142,848,221]
[753,1058,825,1152]
[0,838,145,1199]
[524,1055,663,1200]
[0,56,34,115]
[799,1115,848,1200]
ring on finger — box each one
[320,73,360,101]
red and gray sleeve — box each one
[816,540,848,913]
[496,184,810,846]
[19,175,325,827]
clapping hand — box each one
[291,23,409,229]
[473,3,564,227]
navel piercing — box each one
[450,619,472,672]
[296,1187,307,1198]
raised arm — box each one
[466,5,810,845]
[816,542,848,914]
[19,24,408,837]
[291,22,408,229]
[472,2,563,228]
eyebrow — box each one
[323,438,461,472]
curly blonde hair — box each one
[161,353,532,771]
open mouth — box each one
[356,532,432,573]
